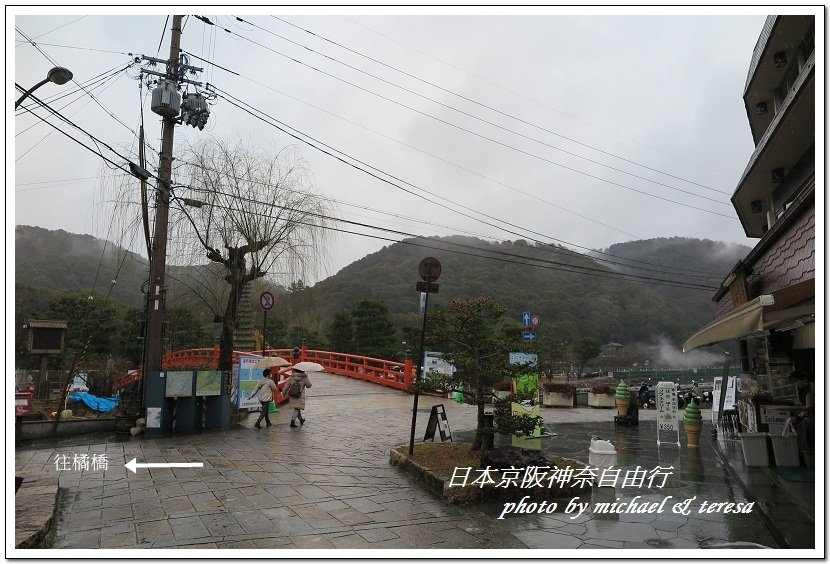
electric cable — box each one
[210,86,728,279]
[340,15,734,179]
[198,20,732,209]
[170,184,719,291]
[262,15,729,196]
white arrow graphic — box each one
[125,457,204,473]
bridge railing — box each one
[114,346,414,391]
[300,349,413,391]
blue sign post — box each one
[522,311,531,328]
[522,332,538,342]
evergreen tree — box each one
[424,297,538,450]
[574,337,602,376]
[351,300,397,359]
[326,310,353,352]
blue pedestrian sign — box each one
[522,311,531,328]
[522,331,537,342]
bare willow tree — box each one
[169,138,332,370]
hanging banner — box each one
[656,381,680,446]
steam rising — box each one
[659,337,723,367]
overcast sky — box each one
[12,7,793,287]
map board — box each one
[165,371,194,398]
[195,371,222,396]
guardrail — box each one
[113,346,414,391]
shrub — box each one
[590,384,615,395]
[541,381,576,395]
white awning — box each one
[682,295,774,352]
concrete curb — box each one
[389,446,456,498]
[15,471,61,548]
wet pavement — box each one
[13,371,818,555]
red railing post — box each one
[404,352,413,388]
[301,342,308,362]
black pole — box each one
[15,77,49,108]
[262,309,267,356]
[408,291,430,455]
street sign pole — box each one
[409,257,441,456]
[409,290,429,455]
[262,309,268,356]
[259,291,274,355]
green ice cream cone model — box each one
[684,398,703,447]
[615,380,630,416]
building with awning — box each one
[683,15,815,422]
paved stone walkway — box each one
[14,372,816,554]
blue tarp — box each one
[67,392,119,413]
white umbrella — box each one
[252,356,291,369]
[292,362,325,372]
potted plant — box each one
[492,379,513,400]
[541,381,575,407]
[588,384,616,408]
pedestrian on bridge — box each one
[249,369,278,428]
[287,369,312,428]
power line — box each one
[266,15,730,197]
[210,86,726,279]
[157,15,169,55]
[340,15,734,179]
[17,92,159,185]
[16,26,140,139]
[15,40,133,56]
[184,54,638,241]
[203,19,732,210]
[176,147,723,281]
[28,15,87,41]
[16,62,135,114]
[15,174,131,193]
[171,185,718,292]
[16,64,132,151]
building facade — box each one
[683,15,816,428]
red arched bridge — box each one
[114,345,415,399]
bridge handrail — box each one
[114,346,414,391]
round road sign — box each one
[260,291,275,311]
[531,315,540,328]
[418,257,442,282]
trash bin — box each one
[738,433,770,467]
[770,435,800,467]
[589,437,618,471]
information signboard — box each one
[423,404,452,442]
[712,376,740,423]
[423,351,454,376]
[656,381,680,446]
[195,371,222,396]
[237,355,265,409]
[165,371,194,398]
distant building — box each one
[683,16,815,410]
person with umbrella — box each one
[248,369,278,428]
[287,363,319,427]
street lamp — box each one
[15,66,73,108]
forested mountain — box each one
[277,235,749,347]
[15,225,149,307]
[15,226,750,366]
[602,237,750,330]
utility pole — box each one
[144,15,183,380]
